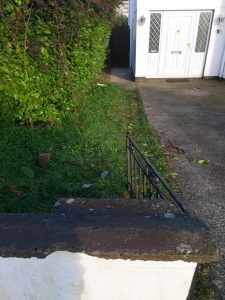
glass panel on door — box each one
[195,12,212,53]
[149,13,161,53]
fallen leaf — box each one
[97,83,107,87]
[198,160,209,165]
[170,172,179,178]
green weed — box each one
[193,265,217,300]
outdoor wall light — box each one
[215,15,225,34]
[218,15,225,24]
[138,15,146,26]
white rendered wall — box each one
[131,0,225,78]
[0,251,197,300]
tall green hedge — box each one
[0,0,121,123]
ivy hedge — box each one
[0,0,121,123]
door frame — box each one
[147,10,214,78]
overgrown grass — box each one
[0,84,167,212]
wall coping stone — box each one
[0,198,218,262]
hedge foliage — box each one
[0,0,121,123]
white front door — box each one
[159,12,196,77]
[147,11,212,78]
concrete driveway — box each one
[137,79,225,298]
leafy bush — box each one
[113,14,128,26]
[0,0,121,123]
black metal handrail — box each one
[126,133,187,214]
